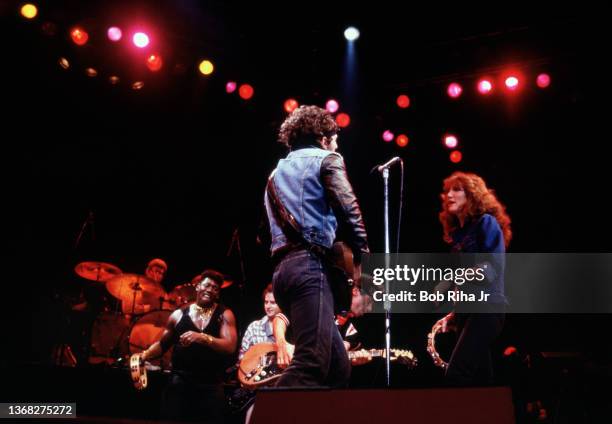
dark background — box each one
[1,0,609,385]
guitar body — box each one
[238,342,418,389]
[238,343,283,389]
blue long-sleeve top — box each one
[451,213,507,305]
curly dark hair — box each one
[278,105,339,148]
[196,269,225,288]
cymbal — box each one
[75,261,122,282]
[221,279,233,289]
[105,273,165,303]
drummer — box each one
[122,258,168,314]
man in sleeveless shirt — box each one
[141,269,237,423]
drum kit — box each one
[74,261,232,368]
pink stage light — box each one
[382,130,394,142]
[536,73,551,88]
[133,32,150,48]
[107,27,122,42]
[444,134,458,149]
[477,79,493,95]
[326,99,339,113]
[447,82,463,99]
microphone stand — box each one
[374,157,401,387]
[382,167,392,387]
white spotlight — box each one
[344,26,360,41]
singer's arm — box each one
[321,153,369,262]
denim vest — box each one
[265,147,338,253]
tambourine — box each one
[130,353,147,390]
[426,312,456,369]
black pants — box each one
[446,313,505,386]
[272,249,351,387]
[161,372,224,423]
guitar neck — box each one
[348,349,388,359]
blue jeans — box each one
[272,248,351,387]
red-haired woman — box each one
[437,172,511,385]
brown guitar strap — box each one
[266,173,351,314]
[265,173,304,246]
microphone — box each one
[371,157,402,174]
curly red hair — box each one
[439,172,512,248]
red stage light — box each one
[447,82,463,98]
[382,130,394,142]
[536,73,551,88]
[336,113,350,128]
[396,134,409,147]
[226,82,237,93]
[444,134,458,149]
[146,54,163,72]
[284,98,299,113]
[450,150,462,163]
[477,79,493,95]
[503,346,518,357]
[133,32,150,48]
[326,99,339,113]
[505,76,519,90]
[239,84,254,100]
[70,27,89,46]
[107,27,122,42]
[396,94,410,108]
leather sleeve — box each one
[321,153,369,260]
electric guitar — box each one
[238,342,417,389]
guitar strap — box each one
[265,173,328,259]
[266,173,352,314]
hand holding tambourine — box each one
[130,353,147,390]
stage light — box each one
[85,68,98,77]
[226,81,237,93]
[536,73,551,88]
[20,4,38,19]
[325,99,339,113]
[336,113,350,128]
[382,130,394,143]
[58,57,70,69]
[132,81,144,90]
[109,76,120,85]
[477,79,493,95]
[344,27,360,41]
[239,84,254,100]
[133,32,149,48]
[107,27,122,42]
[444,134,458,149]
[396,134,409,147]
[198,60,214,75]
[505,76,519,91]
[450,150,462,163]
[146,54,163,72]
[447,82,462,99]
[396,94,410,108]
[284,99,299,113]
[503,346,518,357]
[70,27,89,46]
